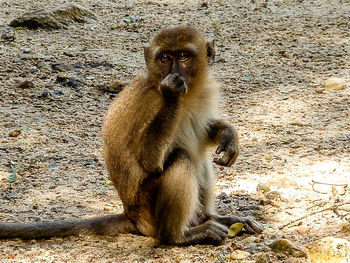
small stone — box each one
[9,129,22,137]
[315,88,324,94]
[296,226,310,235]
[56,74,69,82]
[341,222,350,233]
[307,237,350,263]
[41,91,50,97]
[23,48,32,53]
[265,191,281,201]
[230,250,251,260]
[242,236,258,247]
[1,31,15,42]
[323,77,346,90]
[270,239,307,258]
[17,80,34,89]
[52,63,72,72]
[52,90,63,95]
[20,53,38,60]
[64,77,83,89]
[257,183,270,193]
[99,80,127,93]
[0,171,10,182]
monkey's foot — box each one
[212,215,263,234]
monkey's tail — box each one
[0,214,137,239]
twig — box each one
[279,202,350,230]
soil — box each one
[0,0,349,262]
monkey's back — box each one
[102,76,162,208]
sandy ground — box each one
[0,0,349,262]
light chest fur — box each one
[173,78,220,165]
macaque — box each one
[0,25,262,244]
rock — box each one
[52,63,72,72]
[0,171,10,182]
[56,74,69,82]
[9,3,96,29]
[63,77,83,89]
[254,253,272,263]
[265,191,282,201]
[257,183,270,193]
[1,31,15,42]
[17,80,35,89]
[230,250,251,260]
[56,75,82,89]
[269,239,307,258]
[23,48,31,54]
[20,53,38,60]
[97,80,127,94]
[341,222,350,233]
[323,77,346,90]
[9,129,22,137]
[307,237,350,263]
[296,226,310,235]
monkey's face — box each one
[144,26,214,91]
[155,49,195,88]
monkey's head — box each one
[144,25,215,91]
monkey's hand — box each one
[160,73,188,98]
[213,132,239,167]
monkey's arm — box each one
[207,119,239,167]
[140,75,185,174]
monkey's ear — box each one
[144,46,151,68]
[206,40,215,66]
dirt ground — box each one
[0,0,349,262]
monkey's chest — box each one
[173,112,211,159]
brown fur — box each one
[0,25,262,244]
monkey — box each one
[0,25,263,245]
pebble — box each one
[1,31,15,42]
[307,237,350,263]
[265,191,282,201]
[296,226,310,235]
[256,183,270,193]
[230,250,251,260]
[52,63,72,72]
[269,239,307,258]
[52,90,63,95]
[17,80,34,89]
[323,77,346,90]
[341,222,350,233]
[8,129,21,137]
[23,48,32,54]
[9,3,96,29]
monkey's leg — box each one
[155,149,228,245]
[198,161,263,234]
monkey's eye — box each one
[159,54,171,64]
[177,52,191,62]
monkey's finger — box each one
[213,152,230,166]
[246,221,264,234]
[215,145,224,155]
[226,151,238,167]
[241,218,264,234]
[215,136,231,154]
